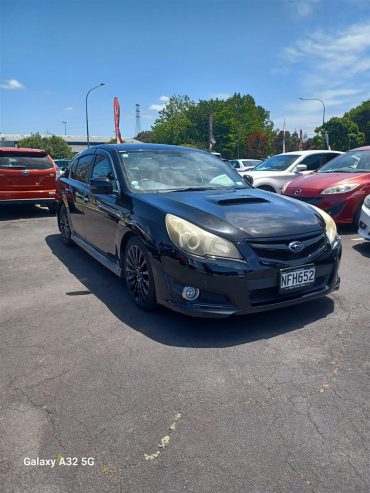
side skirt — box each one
[71,234,122,277]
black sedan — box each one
[56,144,341,318]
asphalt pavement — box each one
[0,205,369,493]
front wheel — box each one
[58,204,73,246]
[123,237,157,310]
[48,202,57,214]
[257,185,276,193]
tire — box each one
[48,202,57,214]
[58,204,74,246]
[258,185,276,193]
[123,237,157,311]
[352,204,363,231]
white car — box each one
[241,150,343,193]
[229,158,263,172]
[358,194,370,240]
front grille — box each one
[248,233,327,261]
[294,196,322,205]
[249,272,331,306]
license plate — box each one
[280,265,316,292]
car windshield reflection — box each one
[118,150,248,192]
[319,150,370,173]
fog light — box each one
[182,286,200,301]
[359,221,366,229]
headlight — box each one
[364,195,370,208]
[165,214,242,260]
[310,205,337,245]
[321,183,359,194]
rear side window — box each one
[300,154,326,171]
[73,154,94,183]
[0,151,53,170]
[321,153,341,165]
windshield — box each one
[319,150,370,173]
[118,150,248,192]
[0,151,53,170]
[253,154,299,171]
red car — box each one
[283,146,370,228]
[0,147,58,213]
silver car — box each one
[241,150,343,193]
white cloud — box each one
[285,0,321,17]
[64,106,73,111]
[150,96,170,112]
[283,21,370,76]
[0,79,24,90]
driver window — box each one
[92,155,115,179]
[91,154,118,191]
[300,154,323,171]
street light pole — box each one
[62,121,67,135]
[298,97,329,148]
[85,83,105,148]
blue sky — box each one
[1,0,370,139]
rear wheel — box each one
[124,237,156,310]
[258,185,276,193]
[58,205,73,246]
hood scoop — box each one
[217,197,269,206]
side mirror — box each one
[90,177,113,194]
[295,164,307,173]
[242,174,254,186]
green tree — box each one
[18,133,73,159]
[150,93,274,159]
[273,130,301,153]
[245,131,270,158]
[135,130,153,142]
[345,100,370,145]
[315,117,365,151]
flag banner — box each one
[114,97,123,144]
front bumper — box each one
[283,191,362,224]
[152,240,342,318]
[358,204,370,240]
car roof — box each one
[275,150,342,156]
[350,146,370,151]
[0,147,48,153]
[94,143,205,152]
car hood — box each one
[245,170,285,179]
[286,172,370,192]
[139,188,324,240]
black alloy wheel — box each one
[124,237,156,310]
[59,205,73,246]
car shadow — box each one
[0,204,53,221]
[337,224,356,236]
[45,234,335,348]
[353,241,370,258]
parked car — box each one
[283,146,370,228]
[358,194,370,240]
[54,159,71,174]
[0,147,58,213]
[229,159,262,172]
[56,143,341,318]
[241,150,343,193]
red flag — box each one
[114,97,123,144]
